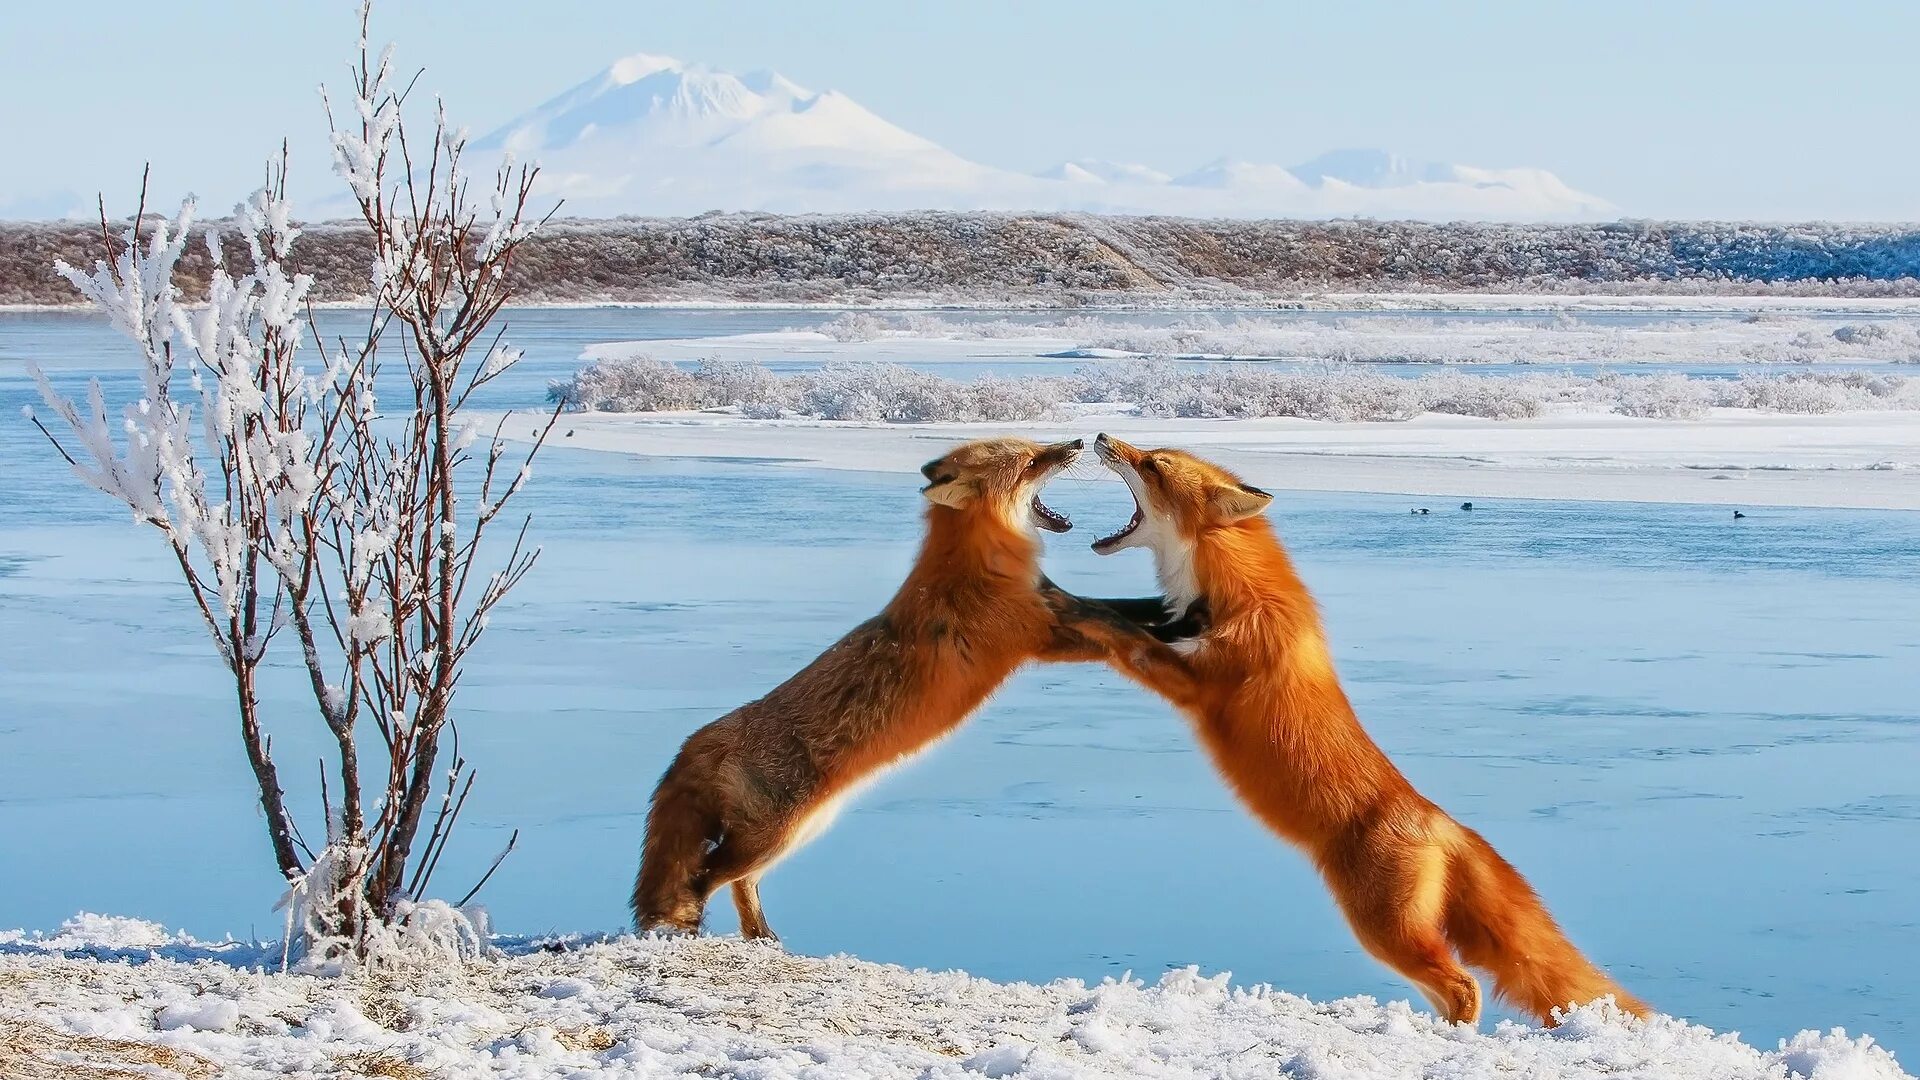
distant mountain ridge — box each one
[468,53,1614,221]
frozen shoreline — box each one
[0,918,1908,1079]
[494,407,1920,511]
[14,290,1920,316]
[584,310,1920,367]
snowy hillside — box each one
[468,53,1612,221]
[10,214,1920,307]
[1,916,1909,1079]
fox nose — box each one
[1067,438,1084,450]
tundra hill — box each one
[5,214,1920,307]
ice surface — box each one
[3,309,1916,1063]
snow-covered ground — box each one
[589,312,1920,366]
[505,408,1920,511]
[1,917,1909,1080]
[1310,292,1920,314]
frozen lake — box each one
[1,309,1917,1061]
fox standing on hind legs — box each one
[1089,433,1648,1027]
[634,437,1202,940]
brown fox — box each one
[633,436,1201,940]
[1088,433,1647,1026]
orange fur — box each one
[1091,434,1647,1026]
[633,437,1196,939]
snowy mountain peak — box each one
[738,69,813,103]
[1173,159,1310,191]
[1289,149,1451,189]
[605,53,684,85]
[465,55,1614,220]
[1037,159,1173,185]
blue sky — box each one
[3,0,1917,220]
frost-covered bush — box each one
[1418,371,1544,420]
[27,6,552,963]
[1832,322,1891,345]
[1712,372,1908,414]
[1609,374,1714,419]
[800,312,1920,367]
[692,360,792,418]
[800,363,936,421]
[558,357,704,411]
[556,359,1920,424]
[1071,360,1189,407]
[966,373,1066,421]
[817,311,892,342]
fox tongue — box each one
[1092,506,1143,553]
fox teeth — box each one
[1093,507,1143,550]
[1031,496,1072,533]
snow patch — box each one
[4,926,1907,1079]
[0,912,180,951]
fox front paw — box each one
[1149,597,1211,643]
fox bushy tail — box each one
[632,757,720,931]
[1444,828,1649,1023]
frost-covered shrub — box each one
[557,359,1919,423]
[1610,374,1713,419]
[560,357,703,412]
[1418,371,1543,420]
[965,374,1065,421]
[799,312,1920,366]
[797,363,948,421]
[1719,373,1867,414]
[28,6,553,960]
[1269,371,1422,422]
[817,311,892,342]
[696,359,795,415]
[1832,322,1891,345]
[1075,360,1190,407]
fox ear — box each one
[922,476,975,509]
[1209,482,1272,522]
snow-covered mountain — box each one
[470,55,1614,221]
[1035,159,1174,186]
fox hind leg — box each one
[634,772,723,934]
[1327,831,1482,1024]
[700,825,791,941]
[731,878,777,942]
[1354,919,1482,1025]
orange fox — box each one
[1089,433,1647,1026]
[634,437,1201,940]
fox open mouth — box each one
[1032,496,1071,533]
[1092,500,1142,553]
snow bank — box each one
[0,921,1908,1080]
[490,404,1920,512]
[793,312,1920,365]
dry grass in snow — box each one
[0,917,1910,1079]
